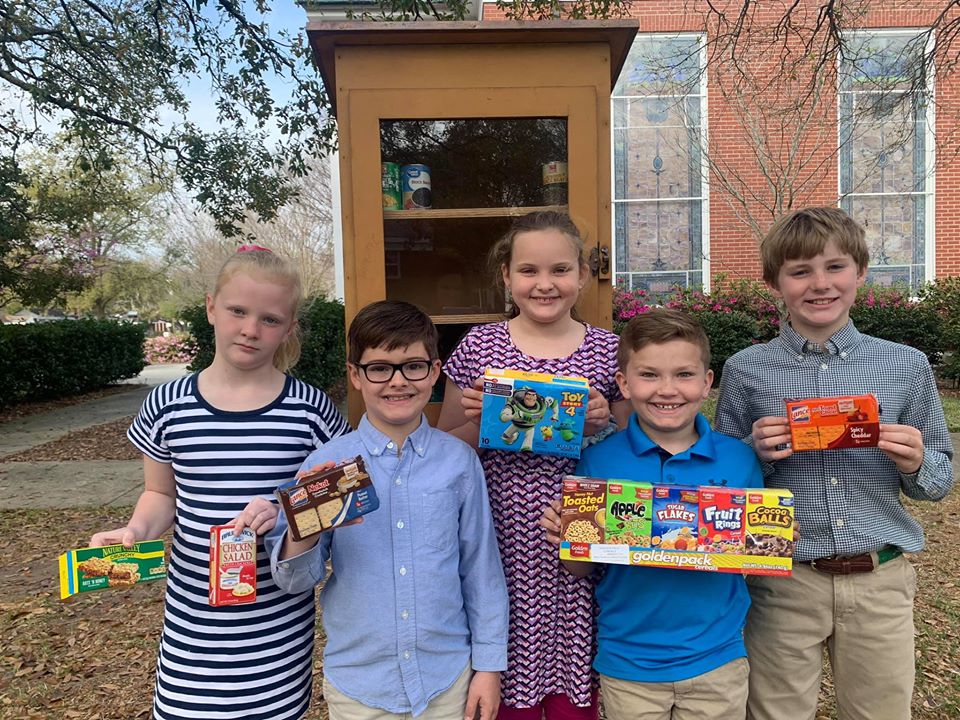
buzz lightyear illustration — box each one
[500,387,558,451]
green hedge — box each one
[181,296,346,395]
[0,320,145,407]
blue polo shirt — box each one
[576,413,763,683]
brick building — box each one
[476,1,960,292]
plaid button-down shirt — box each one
[716,321,954,561]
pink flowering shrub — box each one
[144,334,197,365]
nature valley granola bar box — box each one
[209,525,257,606]
[785,394,880,451]
[558,476,793,575]
[59,540,167,600]
[479,369,589,458]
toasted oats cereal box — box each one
[59,540,167,600]
[209,525,257,606]
[479,368,589,458]
[559,476,793,576]
[785,394,880,451]
[275,456,379,542]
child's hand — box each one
[89,526,139,549]
[461,377,485,422]
[793,520,801,542]
[751,416,793,462]
[231,498,279,536]
[878,423,924,474]
[583,388,611,437]
[464,670,500,720]
[540,500,562,546]
[295,459,337,479]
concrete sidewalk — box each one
[0,364,189,510]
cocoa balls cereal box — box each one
[785,394,880,451]
[558,476,794,575]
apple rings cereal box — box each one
[209,525,257,606]
[479,368,589,459]
[59,540,167,600]
[785,394,880,451]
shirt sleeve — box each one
[897,360,954,500]
[716,359,776,477]
[457,451,509,672]
[442,327,482,391]
[126,385,171,463]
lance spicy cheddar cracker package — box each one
[559,476,794,575]
[785,394,880,451]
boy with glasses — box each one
[268,300,508,720]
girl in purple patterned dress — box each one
[439,211,630,720]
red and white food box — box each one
[209,525,257,606]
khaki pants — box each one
[745,555,916,720]
[600,657,749,720]
[324,663,472,720]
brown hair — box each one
[347,300,439,365]
[487,210,588,319]
[213,248,303,372]
[617,308,711,372]
[760,207,869,286]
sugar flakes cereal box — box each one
[559,476,793,575]
[59,540,167,600]
[479,368,589,459]
[209,525,257,606]
[785,394,880,451]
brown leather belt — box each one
[801,547,902,575]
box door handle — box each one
[589,247,610,278]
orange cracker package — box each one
[209,525,257,606]
[785,394,880,451]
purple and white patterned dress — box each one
[443,321,622,709]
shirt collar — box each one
[625,412,716,461]
[779,320,862,356]
[357,414,430,458]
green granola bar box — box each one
[59,540,167,599]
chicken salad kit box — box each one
[209,525,257,606]
[275,456,380,542]
[479,368,589,459]
[785,393,880,451]
[59,540,167,599]
[558,476,794,575]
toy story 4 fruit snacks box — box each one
[59,540,167,599]
[785,394,880,451]
[479,368,588,459]
[558,476,794,576]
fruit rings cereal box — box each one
[209,525,257,607]
[479,368,589,459]
[59,540,167,600]
[785,394,880,451]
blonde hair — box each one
[487,211,588,320]
[761,207,869,286]
[212,249,303,372]
[617,309,711,373]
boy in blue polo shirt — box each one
[543,308,762,720]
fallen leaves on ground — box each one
[1,417,141,462]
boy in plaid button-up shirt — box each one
[716,207,953,720]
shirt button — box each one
[395,477,402,486]
[796,355,804,361]
[397,520,404,529]
[280,562,289,570]
[836,519,845,528]
[820,363,828,371]
[840,351,848,359]
[401,610,409,620]
[387,442,394,449]
[403,651,411,660]
[830,477,839,485]
[399,566,407,576]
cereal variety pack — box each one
[559,476,795,575]
[479,368,589,459]
[209,525,258,606]
[275,456,380,542]
[785,393,880,451]
[59,540,167,599]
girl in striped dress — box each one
[90,246,349,720]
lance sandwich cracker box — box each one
[559,476,794,575]
[209,525,257,606]
[785,394,880,451]
[275,456,379,542]
[479,368,589,459]
[59,540,167,599]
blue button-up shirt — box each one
[716,321,954,561]
[267,415,508,716]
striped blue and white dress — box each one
[128,373,349,720]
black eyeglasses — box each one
[354,359,436,383]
